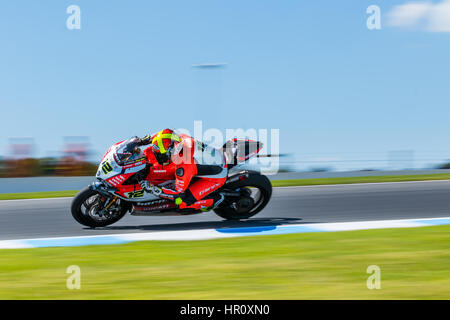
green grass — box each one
[2,173,450,200]
[0,190,78,200]
[1,225,449,299]
[271,173,450,187]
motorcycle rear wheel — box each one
[71,187,128,228]
[214,172,272,220]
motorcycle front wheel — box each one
[71,187,128,228]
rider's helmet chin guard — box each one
[151,129,181,164]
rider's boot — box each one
[200,193,225,212]
[176,192,224,211]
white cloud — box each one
[387,2,431,27]
[428,0,450,31]
[386,0,450,32]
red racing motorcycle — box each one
[71,138,272,227]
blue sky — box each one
[0,1,449,170]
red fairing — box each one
[178,198,214,210]
[237,148,262,162]
[189,179,225,201]
[232,138,263,161]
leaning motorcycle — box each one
[71,138,272,227]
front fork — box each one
[89,180,126,216]
[104,196,118,210]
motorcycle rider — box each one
[131,129,227,210]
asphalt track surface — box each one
[0,180,449,241]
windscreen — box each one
[114,137,145,165]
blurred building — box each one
[3,138,38,177]
[8,137,35,159]
[62,136,90,162]
[56,136,94,176]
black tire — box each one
[71,187,128,228]
[214,172,272,220]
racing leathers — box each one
[136,131,227,210]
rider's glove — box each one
[139,180,163,197]
[150,186,163,196]
[140,135,152,146]
[139,180,151,192]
